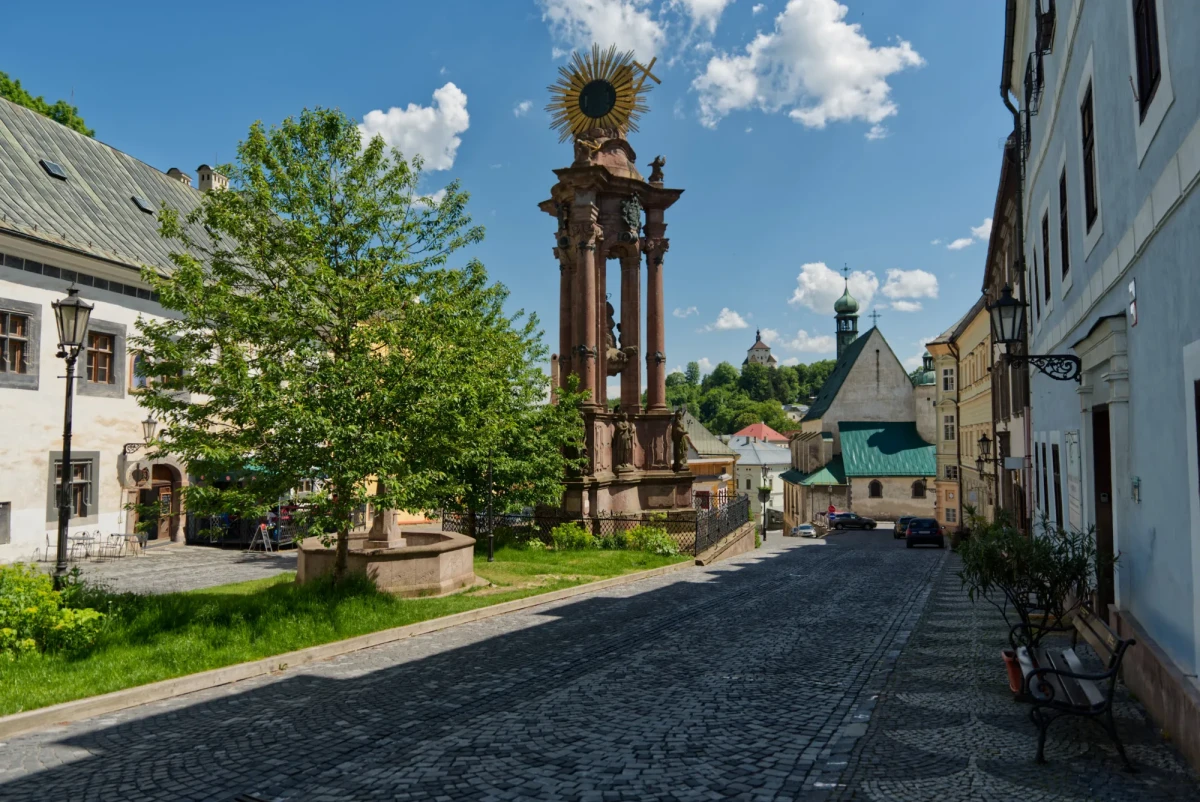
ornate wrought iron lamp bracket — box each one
[1004,353,1082,383]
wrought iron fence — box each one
[440,508,699,553]
[694,494,752,555]
[441,496,751,557]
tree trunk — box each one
[333,526,349,583]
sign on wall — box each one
[1065,431,1082,530]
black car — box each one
[905,517,945,548]
[893,516,914,539]
[832,512,876,530]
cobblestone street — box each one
[1,533,1195,801]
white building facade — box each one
[0,98,209,562]
[1005,0,1200,767]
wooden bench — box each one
[1015,605,1137,770]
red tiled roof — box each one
[732,423,789,442]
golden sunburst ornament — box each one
[546,45,659,143]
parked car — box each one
[790,523,817,538]
[905,517,945,549]
[831,512,876,530]
[893,516,915,539]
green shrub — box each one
[628,525,680,557]
[0,564,104,658]
[600,530,635,550]
[550,521,596,551]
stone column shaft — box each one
[555,246,572,389]
[619,251,641,413]
[573,207,601,406]
[643,212,669,412]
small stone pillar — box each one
[643,210,669,411]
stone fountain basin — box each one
[296,525,476,597]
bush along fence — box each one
[440,494,751,558]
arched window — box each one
[912,480,927,499]
[868,480,883,498]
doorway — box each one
[1091,404,1115,613]
[136,464,181,542]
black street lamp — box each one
[51,288,93,588]
[975,433,1005,476]
[987,285,1082,382]
[124,415,158,454]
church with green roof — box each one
[781,276,938,532]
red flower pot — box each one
[1002,648,1023,695]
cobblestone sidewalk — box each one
[830,554,1199,801]
[53,544,296,594]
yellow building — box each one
[927,296,995,531]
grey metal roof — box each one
[728,438,792,467]
[679,410,737,458]
[0,97,207,274]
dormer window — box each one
[132,196,155,214]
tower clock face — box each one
[578,79,618,119]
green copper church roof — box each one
[834,286,860,315]
[801,328,875,423]
[838,421,935,477]
[779,455,848,487]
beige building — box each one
[677,410,738,508]
[782,281,936,530]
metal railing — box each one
[694,494,752,555]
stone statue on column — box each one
[614,410,635,472]
[671,409,689,472]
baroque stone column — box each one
[643,211,669,412]
[572,206,602,405]
[619,249,641,413]
[554,243,572,389]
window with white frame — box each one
[945,465,959,480]
[943,414,956,442]
[942,368,955,392]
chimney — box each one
[196,164,228,192]
[166,168,192,188]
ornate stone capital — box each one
[571,218,602,252]
[642,237,669,266]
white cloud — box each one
[865,124,888,140]
[414,188,448,208]
[787,261,878,314]
[881,268,938,299]
[891,300,923,313]
[930,238,942,245]
[359,83,469,171]
[781,356,800,365]
[540,0,666,60]
[970,217,993,240]
[439,66,447,76]
[675,0,737,33]
[745,126,753,133]
[781,328,836,353]
[697,357,714,372]
[692,0,923,130]
[903,334,938,370]
[704,307,749,331]
[752,2,766,13]
[673,305,699,318]
[758,327,780,344]
[946,237,974,251]
[513,100,533,117]
[552,46,570,59]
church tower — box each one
[834,274,860,360]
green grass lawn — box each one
[0,547,687,716]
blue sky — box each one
[6,0,1010,380]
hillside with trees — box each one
[665,359,836,435]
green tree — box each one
[702,361,739,392]
[800,359,836,400]
[685,361,701,387]
[770,365,800,404]
[738,363,774,402]
[0,72,93,137]
[134,107,582,581]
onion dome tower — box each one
[834,267,860,359]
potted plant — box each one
[958,509,1114,695]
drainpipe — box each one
[1002,0,1032,535]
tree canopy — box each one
[0,72,93,137]
[666,359,835,435]
[134,107,583,579]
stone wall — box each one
[820,329,917,451]
[849,476,935,520]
